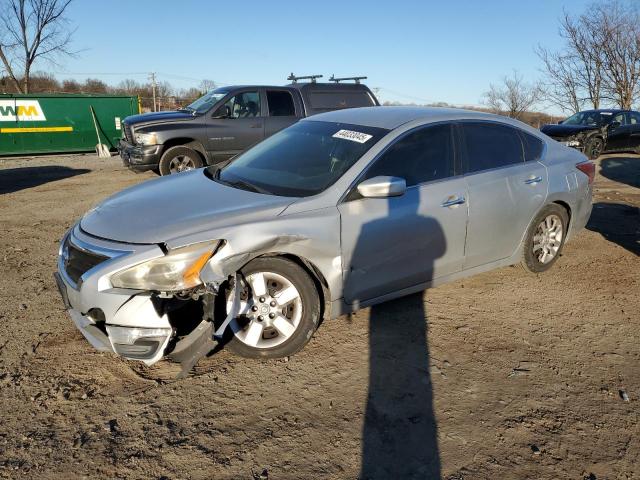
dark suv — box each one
[118,76,379,175]
[541,109,640,159]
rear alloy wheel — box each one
[222,257,321,358]
[521,204,569,273]
[159,146,203,176]
[585,137,604,160]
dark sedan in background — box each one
[541,109,640,159]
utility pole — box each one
[149,72,157,112]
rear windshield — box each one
[214,121,389,197]
[308,91,376,112]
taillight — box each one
[576,161,595,184]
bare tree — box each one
[536,45,584,113]
[0,0,74,93]
[483,71,542,119]
[558,10,604,109]
[198,79,216,93]
[538,1,640,111]
[591,1,640,109]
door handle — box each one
[441,196,466,208]
[250,123,262,129]
[524,176,543,185]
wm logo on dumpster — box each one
[0,100,46,121]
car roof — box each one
[304,106,518,130]
[580,108,625,114]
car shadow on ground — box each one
[0,166,90,194]
[587,202,639,256]
[600,156,640,189]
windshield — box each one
[563,111,612,126]
[184,90,227,113]
[214,121,389,197]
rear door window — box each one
[520,131,545,162]
[266,90,296,116]
[363,124,455,186]
[460,122,524,173]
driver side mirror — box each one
[608,121,621,130]
[357,176,406,198]
[213,105,231,119]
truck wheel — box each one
[159,146,203,175]
[221,257,321,359]
[521,204,569,273]
[585,137,604,160]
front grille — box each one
[63,237,109,285]
[123,122,133,143]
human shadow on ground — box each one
[342,191,445,479]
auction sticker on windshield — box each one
[333,129,373,143]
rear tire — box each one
[159,146,203,176]
[521,204,569,273]
[221,257,321,359]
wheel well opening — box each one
[162,138,206,163]
[553,200,572,228]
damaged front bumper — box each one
[55,225,174,365]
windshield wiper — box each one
[227,179,271,194]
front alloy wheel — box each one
[222,257,321,358]
[158,146,203,176]
[586,137,604,160]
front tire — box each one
[521,204,569,273]
[159,146,203,176]
[585,137,604,160]
[221,257,321,359]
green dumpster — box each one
[0,93,140,156]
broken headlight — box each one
[110,241,219,291]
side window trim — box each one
[458,120,529,176]
[340,121,458,203]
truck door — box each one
[264,89,300,137]
[207,89,265,162]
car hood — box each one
[80,170,296,244]
[124,110,195,126]
[540,123,599,138]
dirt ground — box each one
[0,152,638,480]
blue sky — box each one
[51,0,594,112]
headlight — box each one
[134,132,158,145]
[564,140,581,147]
[110,241,219,291]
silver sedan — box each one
[55,107,593,370]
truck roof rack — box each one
[328,75,367,84]
[287,73,323,84]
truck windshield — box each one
[185,90,227,114]
[213,121,389,197]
